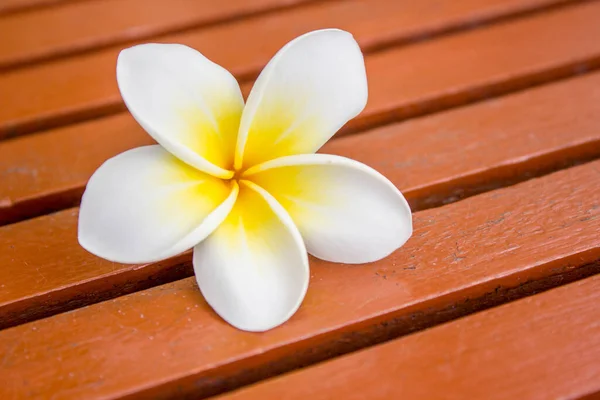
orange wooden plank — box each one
[1,0,599,138]
[220,275,600,400]
[1,160,599,399]
[0,0,316,70]
[2,71,600,327]
[2,71,600,226]
[0,0,79,15]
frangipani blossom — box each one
[78,29,413,332]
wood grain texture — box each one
[0,0,317,70]
[3,71,600,226]
[3,71,600,327]
[1,159,599,399]
[219,275,600,400]
[1,0,600,138]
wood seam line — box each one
[0,0,86,16]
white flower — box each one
[78,29,413,332]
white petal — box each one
[245,154,412,264]
[193,180,309,332]
[235,29,368,170]
[78,145,238,263]
[117,43,244,178]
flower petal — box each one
[245,154,412,264]
[193,180,309,332]
[117,43,244,178]
[235,29,367,170]
[78,145,238,263]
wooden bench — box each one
[1,1,599,398]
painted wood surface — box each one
[1,1,599,399]
[1,160,599,399]
[2,71,600,225]
[3,72,600,327]
[1,1,599,138]
[0,0,79,15]
[0,0,317,69]
[219,275,600,400]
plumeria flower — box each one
[78,29,412,332]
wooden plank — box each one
[0,0,317,70]
[1,160,599,399]
[0,0,78,15]
[3,71,600,226]
[3,71,600,327]
[1,0,599,138]
[219,275,600,400]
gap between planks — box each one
[0,159,599,399]
[1,0,600,139]
[1,71,600,330]
[0,0,86,16]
